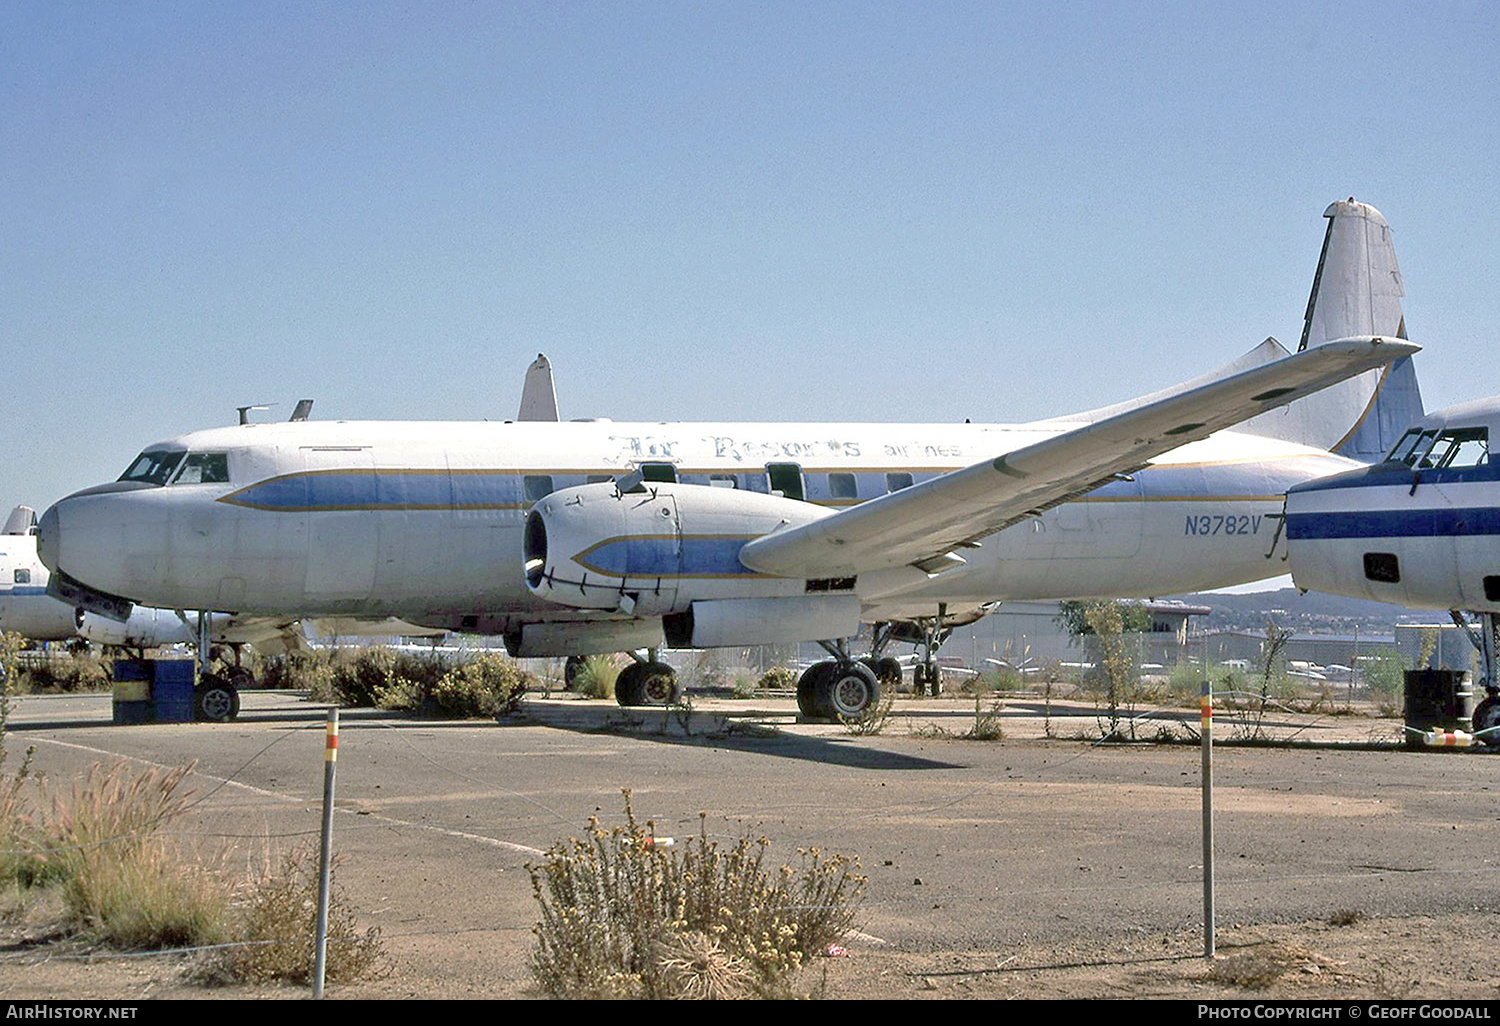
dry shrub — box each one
[283,647,535,717]
[756,666,798,691]
[20,651,110,693]
[424,653,532,716]
[529,790,864,999]
[66,841,233,949]
[964,694,1006,740]
[1209,942,1343,989]
[212,845,384,984]
[34,761,234,948]
[842,691,896,736]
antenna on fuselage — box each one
[289,399,314,422]
[237,403,272,425]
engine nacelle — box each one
[507,618,667,657]
[524,482,831,614]
[663,595,862,648]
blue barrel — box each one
[113,701,151,725]
[151,660,197,723]
[113,659,151,682]
[112,659,152,725]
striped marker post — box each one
[1201,678,1215,959]
[314,707,338,998]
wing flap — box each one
[738,336,1418,578]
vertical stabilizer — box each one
[4,506,37,536]
[517,353,559,422]
[1241,198,1423,460]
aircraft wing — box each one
[737,336,1418,579]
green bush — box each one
[572,654,620,699]
[1363,649,1407,714]
[426,653,532,717]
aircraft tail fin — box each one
[4,505,37,536]
[517,353,559,422]
[1240,198,1424,460]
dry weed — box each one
[211,844,384,984]
[529,790,864,999]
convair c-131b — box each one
[37,200,1419,720]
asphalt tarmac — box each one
[4,689,1496,998]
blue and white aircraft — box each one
[1286,398,1500,743]
[34,200,1421,720]
[0,505,209,649]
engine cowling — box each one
[524,482,830,615]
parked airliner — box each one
[36,201,1420,720]
[1286,398,1500,743]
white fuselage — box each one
[1286,399,1500,611]
[39,418,1358,636]
[0,530,201,646]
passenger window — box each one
[766,463,805,502]
[828,473,857,499]
[886,472,914,493]
[523,475,554,501]
[173,453,230,485]
[639,463,677,483]
[13,569,29,585]
[1363,552,1401,583]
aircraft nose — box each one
[36,503,61,572]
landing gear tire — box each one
[864,656,904,691]
[615,662,680,706]
[913,663,942,695]
[816,662,880,720]
[195,675,241,723]
[1473,694,1500,748]
[797,661,839,718]
[564,656,585,691]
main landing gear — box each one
[613,650,683,707]
[1454,610,1500,748]
[796,641,882,721]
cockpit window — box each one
[172,453,230,485]
[1425,428,1489,470]
[118,449,186,486]
[1384,429,1438,468]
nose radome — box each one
[36,503,60,572]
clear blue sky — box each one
[5,1,1498,511]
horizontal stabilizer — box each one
[738,337,1418,579]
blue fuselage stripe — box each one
[1287,508,1500,540]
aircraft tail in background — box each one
[517,353,560,422]
[1241,198,1424,462]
